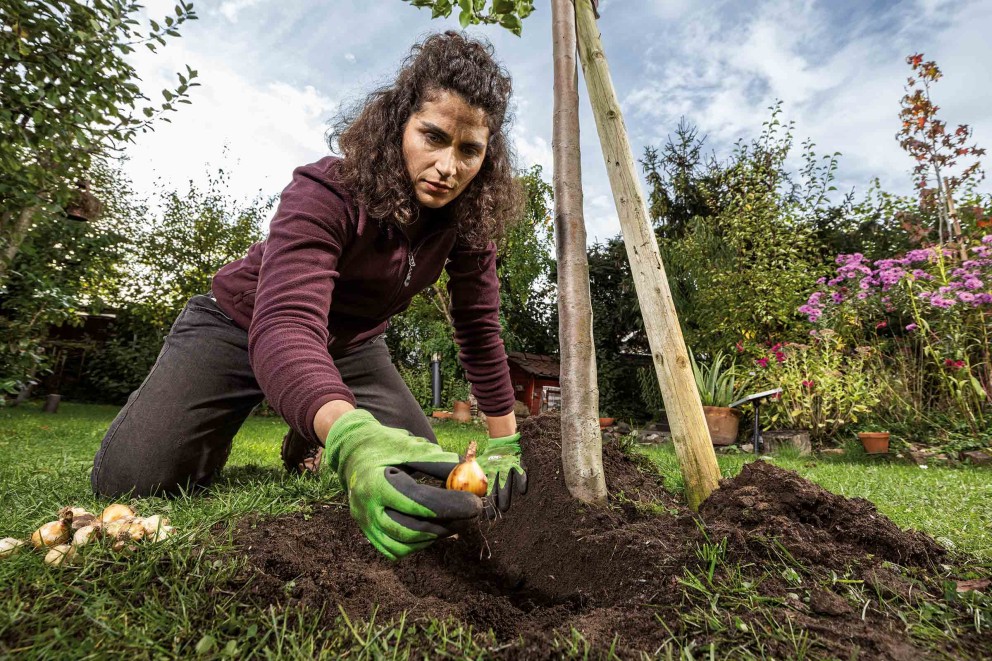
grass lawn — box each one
[0,402,989,658]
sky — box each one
[124,0,992,244]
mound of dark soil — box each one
[702,460,945,570]
[227,414,986,659]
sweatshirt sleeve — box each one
[248,161,357,445]
[445,240,516,416]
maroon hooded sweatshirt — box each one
[212,157,516,444]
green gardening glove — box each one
[477,433,527,518]
[323,409,482,560]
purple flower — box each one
[857,292,869,299]
[831,292,845,304]
[965,278,984,290]
[982,235,992,244]
[816,276,827,285]
[906,323,918,331]
[958,292,976,303]
[930,296,955,309]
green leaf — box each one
[195,634,216,655]
[499,13,522,35]
[459,8,473,28]
[970,376,986,398]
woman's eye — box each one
[426,132,442,144]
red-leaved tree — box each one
[897,53,986,244]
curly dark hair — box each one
[329,31,521,248]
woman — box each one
[91,32,527,561]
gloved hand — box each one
[477,433,527,518]
[323,409,482,560]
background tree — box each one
[642,118,716,241]
[0,0,199,282]
[0,157,137,395]
[897,53,985,244]
[401,0,534,34]
[497,166,557,355]
[75,168,271,402]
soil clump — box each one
[229,414,988,659]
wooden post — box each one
[573,0,720,510]
[550,0,608,505]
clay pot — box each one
[858,432,890,454]
[598,417,615,429]
[452,400,472,423]
[431,410,453,419]
[702,406,741,446]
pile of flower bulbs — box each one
[0,504,175,567]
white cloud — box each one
[219,0,265,23]
[119,0,989,248]
[123,40,336,223]
[514,129,553,173]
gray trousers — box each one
[91,295,434,498]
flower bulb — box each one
[44,544,76,567]
[446,441,488,497]
[101,504,135,524]
[32,517,71,549]
[0,537,25,558]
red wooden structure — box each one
[507,351,561,416]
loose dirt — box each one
[228,414,989,658]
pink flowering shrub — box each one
[800,235,992,428]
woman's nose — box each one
[435,149,456,178]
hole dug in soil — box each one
[229,414,989,659]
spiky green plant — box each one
[690,350,738,407]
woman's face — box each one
[402,90,490,209]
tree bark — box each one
[0,206,39,284]
[551,0,607,505]
[573,0,720,510]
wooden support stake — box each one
[573,0,720,510]
[551,0,608,505]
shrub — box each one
[744,332,883,441]
[800,231,992,431]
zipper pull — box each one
[404,252,416,287]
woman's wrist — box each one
[485,411,517,439]
[313,399,357,444]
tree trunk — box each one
[0,206,39,284]
[573,0,720,510]
[550,0,607,505]
[943,180,967,262]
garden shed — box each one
[506,351,561,416]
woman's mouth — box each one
[423,180,453,195]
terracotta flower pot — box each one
[452,400,472,423]
[431,410,453,419]
[598,417,615,429]
[858,432,890,454]
[702,406,741,446]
